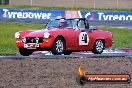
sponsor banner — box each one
[81,11,132,21]
[64,11,82,18]
[0,8,64,23]
[0,8,132,24]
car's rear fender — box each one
[95,37,112,48]
[94,38,105,47]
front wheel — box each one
[19,48,33,56]
[92,40,104,54]
[51,38,65,55]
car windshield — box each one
[46,19,59,28]
[45,19,78,29]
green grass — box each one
[102,27,132,48]
[0,5,132,12]
[0,22,132,54]
[0,22,43,54]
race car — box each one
[15,18,113,56]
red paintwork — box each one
[15,18,113,53]
[16,27,113,51]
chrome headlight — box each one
[15,32,20,38]
[44,32,50,38]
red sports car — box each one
[15,18,113,56]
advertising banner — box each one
[0,8,132,24]
[0,8,64,23]
[81,11,132,21]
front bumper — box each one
[16,38,53,49]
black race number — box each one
[79,32,89,45]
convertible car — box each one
[15,18,113,56]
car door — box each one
[74,19,94,50]
[64,19,78,50]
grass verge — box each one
[102,27,132,48]
[0,22,43,54]
[0,22,132,54]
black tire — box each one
[64,51,72,55]
[92,40,104,54]
[51,38,65,55]
[19,48,33,56]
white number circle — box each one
[79,32,89,45]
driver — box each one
[59,19,67,28]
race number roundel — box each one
[79,32,89,45]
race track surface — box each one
[0,53,132,59]
[0,48,132,59]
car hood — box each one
[24,28,58,37]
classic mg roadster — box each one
[15,18,113,56]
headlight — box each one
[15,32,20,38]
[44,32,50,38]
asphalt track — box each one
[0,52,132,59]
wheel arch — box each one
[94,39,105,48]
[51,35,66,55]
[55,35,66,43]
[92,39,105,54]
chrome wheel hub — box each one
[96,40,104,52]
[56,40,64,52]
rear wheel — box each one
[92,40,104,54]
[51,38,65,55]
[19,48,33,56]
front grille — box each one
[26,37,43,43]
[26,37,36,43]
[38,37,44,43]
